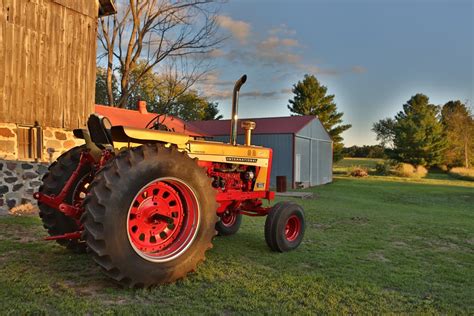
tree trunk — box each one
[106,59,114,106]
[465,139,469,168]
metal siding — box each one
[295,136,310,184]
[311,139,318,185]
[296,120,333,186]
[298,118,332,141]
[318,141,333,184]
[212,134,293,188]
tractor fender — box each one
[110,126,191,150]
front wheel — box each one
[265,201,305,252]
[82,144,218,287]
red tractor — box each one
[34,75,305,287]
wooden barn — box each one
[0,0,115,161]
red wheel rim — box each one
[285,215,301,242]
[127,178,199,262]
[221,211,237,227]
[72,173,93,206]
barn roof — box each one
[98,0,116,17]
[189,116,317,136]
[94,105,207,137]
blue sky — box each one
[200,0,473,146]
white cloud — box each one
[258,36,299,50]
[269,24,297,36]
[216,15,251,44]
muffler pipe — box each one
[230,74,247,146]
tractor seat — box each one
[87,114,114,146]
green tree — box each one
[391,94,446,166]
[202,101,223,120]
[287,74,351,161]
[96,62,222,121]
[372,118,396,148]
[95,67,118,105]
[441,100,474,167]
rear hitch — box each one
[44,231,82,241]
[33,150,96,217]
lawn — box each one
[0,175,473,314]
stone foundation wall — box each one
[42,127,84,162]
[0,123,18,160]
[0,159,48,214]
[0,123,84,162]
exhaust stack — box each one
[230,74,247,146]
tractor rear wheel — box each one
[38,145,92,253]
[216,211,242,236]
[82,144,218,287]
[264,201,305,252]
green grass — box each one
[1,175,473,314]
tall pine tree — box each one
[287,74,351,161]
[392,94,446,166]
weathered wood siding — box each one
[0,0,99,129]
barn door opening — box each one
[295,154,301,183]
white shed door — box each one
[295,154,301,182]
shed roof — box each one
[189,116,316,136]
[94,105,207,137]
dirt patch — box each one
[0,220,42,243]
[391,241,408,248]
[311,223,330,230]
[368,251,390,262]
[427,240,461,252]
[51,279,126,301]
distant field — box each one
[0,175,473,314]
[335,158,474,183]
[334,157,385,174]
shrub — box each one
[449,167,474,181]
[394,163,415,177]
[375,162,391,175]
[414,165,428,178]
[394,163,428,178]
[349,167,368,177]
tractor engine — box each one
[204,163,255,192]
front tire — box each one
[82,144,218,287]
[265,201,305,252]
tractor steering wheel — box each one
[145,113,168,130]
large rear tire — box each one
[82,144,218,287]
[38,145,92,253]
